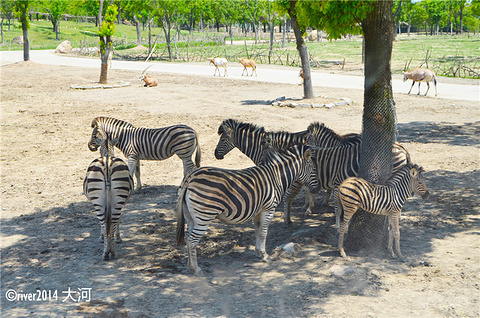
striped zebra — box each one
[83,134,134,260]
[176,144,319,275]
[214,118,308,165]
[88,117,201,191]
[336,162,429,259]
[294,140,411,229]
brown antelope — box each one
[139,65,158,87]
[238,58,257,76]
[403,67,437,96]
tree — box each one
[44,0,68,40]
[1,0,15,35]
[14,0,30,62]
[282,0,399,254]
[98,1,117,84]
[275,0,314,99]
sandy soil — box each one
[1,61,479,318]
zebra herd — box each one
[83,116,429,273]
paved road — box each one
[1,49,478,102]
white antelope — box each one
[210,57,228,77]
[139,65,158,87]
[403,67,437,96]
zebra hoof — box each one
[115,237,123,243]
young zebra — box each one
[301,141,410,230]
[176,144,319,275]
[88,117,201,191]
[83,135,134,260]
[336,163,430,260]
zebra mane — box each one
[218,119,265,136]
[387,163,424,186]
[307,122,359,145]
[91,117,135,129]
[260,143,307,165]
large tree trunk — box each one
[288,1,314,99]
[346,0,396,254]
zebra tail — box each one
[194,132,201,168]
[175,185,187,247]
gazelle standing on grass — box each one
[403,67,438,96]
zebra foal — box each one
[176,144,319,275]
[336,163,429,260]
[88,117,201,191]
[83,135,134,260]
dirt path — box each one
[1,61,479,317]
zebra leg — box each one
[186,236,202,275]
[320,189,332,207]
[338,204,355,259]
[182,158,196,177]
[388,213,404,260]
[334,188,341,232]
[115,220,122,243]
[127,157,141,191]
[284,182,303,224]
[253,210,275,262]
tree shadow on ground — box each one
[1,167,479,317]
[397,121,480,147]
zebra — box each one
[83,134,134,260]
[292,140,411,229]
[214,118,309,165]
[176,144,319,275]
[336,162,430,260]
[88,116,201,191]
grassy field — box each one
[2,19,479,78]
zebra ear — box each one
[303,149,312,161]
[410,168,418,177]
[111,137,119,146]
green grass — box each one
[2,19,478,78]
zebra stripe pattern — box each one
[176,144,319,274]
[88,117,201,191]
[336,163,429,259]
[214,118,308,165]
[83,136,134,260]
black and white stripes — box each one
[83,136,134,260]
[88,116,201,191]
[336,163,430,259]
[176,144,319,274]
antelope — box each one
[239,58,257,77]
[403,67,437,96]
[138,65,158,87]
[210,58,228,77]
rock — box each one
[325,103,336,109]
[281,242,296,254]
[13,36,24,45]
[311,103,324,108]
[55,40,73,54]
[330,264,357,277]
[298,103,311,108]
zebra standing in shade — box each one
[214,118,309,165]
[84,134,134,260]
[176,144,319,275]
[336,162,430,259]
[88,117,201,191]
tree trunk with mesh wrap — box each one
[345,1,397,254]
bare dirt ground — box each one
[1,61,479,318]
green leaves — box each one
[99,3,118,37]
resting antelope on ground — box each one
[403,67,437,96]
[138,65,158,87]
